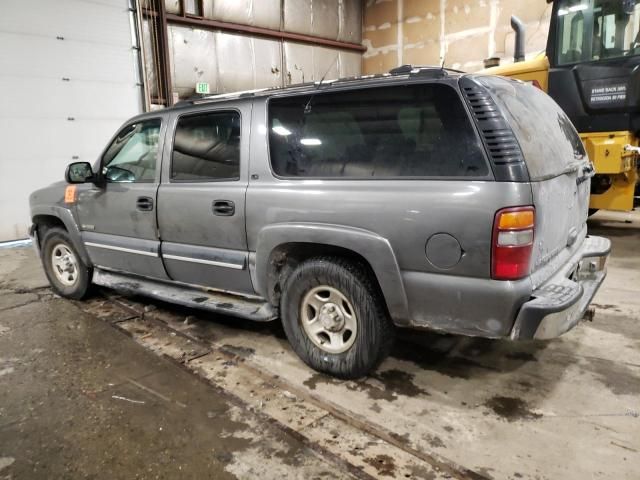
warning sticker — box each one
[64,186,77,204]
[590,84,627,105]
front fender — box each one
[254,223,410,324]
[30,204,92,266]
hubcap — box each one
[300,286,357,354]
[51,243,79,287]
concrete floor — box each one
[0,254,349,479]
[1,210,639,479]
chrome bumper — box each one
[511,236,611,340]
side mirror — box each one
[65,162,94,184]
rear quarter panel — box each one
[247,97,534,334]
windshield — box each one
[555,0,640,65]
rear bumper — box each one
[510,235,611,340]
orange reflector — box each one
[64,185,77,204]
[498,210,534,230]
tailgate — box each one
[475,76,593,286]
[529,169,591,286]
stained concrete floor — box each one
[0,252,348,479]
[0,210,639,479]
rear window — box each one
[268,83,489,179]
[475,76,586,179]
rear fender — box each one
[253,223,410,324]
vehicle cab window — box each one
[555,0,640,65]
[101,119,162,183]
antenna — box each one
[317,54,337,89]
[304,54,338,114]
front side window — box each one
[102,119,161,183]
[268,83,489,179]
[171,111,240,181]
[555,0,640,65]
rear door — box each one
[156,102,253,294]
[476,76,592,284]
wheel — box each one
[280,257,394,379]
[40,227,92,299]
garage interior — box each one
[1,0,639,479]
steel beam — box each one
[166,13,366,53]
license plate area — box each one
[576,255,607,280]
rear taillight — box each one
[492,206,535,280]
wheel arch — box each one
[31,206,92,266]
[253,223,410,324]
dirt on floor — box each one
[1,210,639,479]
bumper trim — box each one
[511,235,611,340]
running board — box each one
[92,269,277,322]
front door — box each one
[156,104,253,294]
[76,117,168,279]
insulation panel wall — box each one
[152,0,363,101]
[363,0,552,74]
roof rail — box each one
[388,64,465,77]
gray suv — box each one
[29,68,610,378]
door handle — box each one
[136,196,154,211]
[212,200,235,216]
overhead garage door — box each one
[0,0,143,241]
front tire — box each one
[40,227,91,299]
[280,257,394,379]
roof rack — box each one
[169,67,467,108]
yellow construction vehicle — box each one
[484,0,640,212]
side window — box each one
[268,83,488,178]
[556,9,586,65]
[171,111,240,182]
[102,119,161,183]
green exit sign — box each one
[196,82,210,94]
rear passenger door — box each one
[156,103,253,294]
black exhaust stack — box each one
[511,15,526,63]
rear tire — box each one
[280,256,394,379]
[40,227,92,300]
